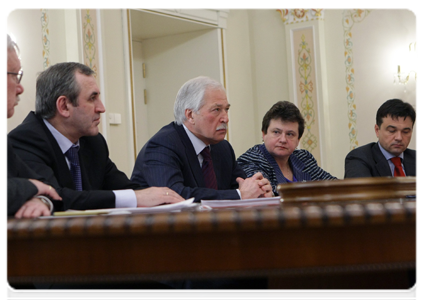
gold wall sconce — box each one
[394,42,417,85]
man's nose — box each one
[221,110,229,123]
[394,131,403,140]
[16,82,24,95]
[96,100,106,113]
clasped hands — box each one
[236,172,273,199]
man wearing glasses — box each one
[7,34,63,218]
[8,59,183,211]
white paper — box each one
[200,196,281,208]
[40,198,196,218]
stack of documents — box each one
[201,196,281,209]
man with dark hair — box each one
[6,59,183,300]
[9,62,183,211]
[344,98,416,178]
[7,34,62,218]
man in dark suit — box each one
[344,99,416,178]
[131,76,272,202]
[7,34,62,218]
[8,62,183,211]
[6,59,183,300]
[131,76,271,289]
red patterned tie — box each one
[201,147,218,189]
[390,157,405,177]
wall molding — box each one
[40,9,50,70]
[277,9,324,24]
[342,9,370,150]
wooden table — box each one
[8,198,415,289]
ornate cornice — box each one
[277,9,324,24]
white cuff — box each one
[113,190,137,208]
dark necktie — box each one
[65,145,83,191]
[201,147,218,189]
[390,157,405,177]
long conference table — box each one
[7,178,416,289]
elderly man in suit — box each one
[131,75,271,289]
[9,62,183,211]
[344,99,416,178]
[7,34,62,218]
[131,76,272,202]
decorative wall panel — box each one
[277,9,324,24]
[293,29,321,160]
[281,9,325,166]
[342,9,370,150]
[81,9,100,80]
[40,9,50,70]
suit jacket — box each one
[344,142,416,178]
[8,137,39,216]
[131,122,246,202]
[237,144,337,196]
[8,112,141,210]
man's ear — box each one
[185,109,195,125]
[56,96,71,118]
[374,124,380,138]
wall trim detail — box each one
[297,33,320,156]
[40,9,50,70]
[342,9,370,150]
[277,9,324,24]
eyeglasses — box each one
[7,69,23,84]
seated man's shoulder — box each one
[80,132,108,147]
[405,147,416,156]
[347,142,376,156]
[147,122,182,146]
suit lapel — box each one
[210,144,221,189]
[78,138,91,190]
[372,144,392,176]
[35,113,76,189]
[174,124,205,187]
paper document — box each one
[201,196,281,209]
[42,198,196,218]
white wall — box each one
[7,9,60,131]
[225,10,257,157]
[225,9,416,179]
[7,8,416,181]
[99,9,134,176]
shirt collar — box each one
[182,124,208,155]
[43,119,79,154]
[378,142,404,161]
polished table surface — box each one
[8,197,415,288]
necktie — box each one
[65,145,83,191]
[201,147,218,189]
[390,157,405,177]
